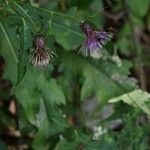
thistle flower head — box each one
[79,21,115,57]
[28,36,56,67]
[29,49,50,67]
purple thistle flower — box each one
[28,36,56,67]
[79,22,115,57]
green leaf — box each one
[15,65,66,125]
[17,18,32,84]
[16,3,84,50]
[36,74,66,105]
[0,21,18,84]
[109,90,150,116]
[15,84,38,125]
[0,22,18,63]
[15,67,40,125]
[51,11,84,50]
[128,0,150,18]
[21,18,33,50]
[32,119,50,150]
[90,0,103,12]
[32,98,68,150]
[57,50,136,106]
[10,1,38,32]
[32,99,51,150]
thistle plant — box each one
[0,0,149,149]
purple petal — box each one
[36,37,45,50]
[79,21,115,57]
[82,37,102,56]
[95,31,114,46]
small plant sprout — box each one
[28,36,56,67]
[79,21,115,58]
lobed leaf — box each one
[57,50,136,107]
[109,90,150,116]
[36,74,66,105]
[32,98,68,149]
